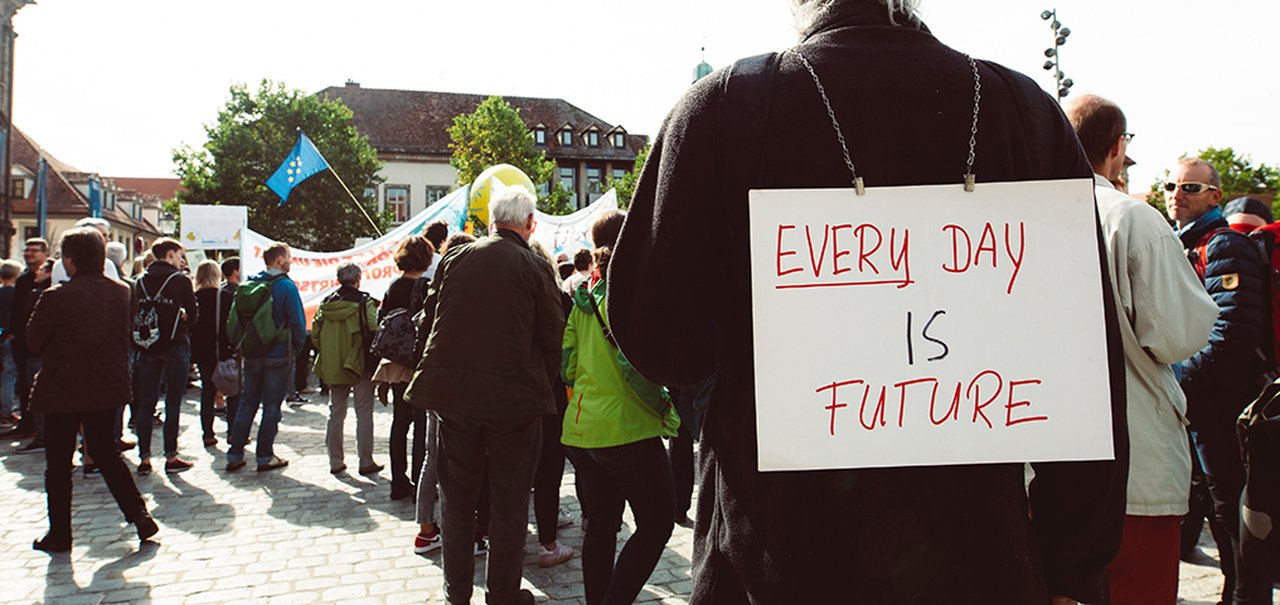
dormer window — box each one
[586,131,599,147]
[612,133,625,148]
[534,127,546,146]
[559,129,573,146]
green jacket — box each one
[561,278,679,449]
[311,287,378,385]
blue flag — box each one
[266,130,331,205]
[88,175,102,218]
[36,158,48,238]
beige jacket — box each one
[1094,175,1218,516]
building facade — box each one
[319,82,647,223]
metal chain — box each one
[964,54,982,191]
[790,50,864,194]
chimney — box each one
[345,79,360,88]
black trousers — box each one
[533,411,566,544]
[437,413,541,605]
[44,408,147,541]
[1192,420,1275,604]
[669,424,695,519]
[389,383,425,490]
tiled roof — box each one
[318,84,647,163]
[10,128,160,234]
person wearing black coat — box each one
[191,260,235,446]
[27,228,157,552]
[1169,157,1273,604]
[606,2,1129,603]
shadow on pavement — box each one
[147,472,236,537]
[44,541,157,603]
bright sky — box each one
[13,1,1280,192]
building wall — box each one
[9,216,154,262]
[374,158,458,223]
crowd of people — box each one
[5,1,1280,604]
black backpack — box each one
[132,272,184,351]
[1238,377,1280,582]
[369,277,429,367]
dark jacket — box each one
[131,261,198,351]
[191,286,233,366]
[26,272,132,413]
[1178,212,1270,424]
[406,229,564,420]
[10,269,37,347]
[606,5,1129,604]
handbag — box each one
[211,285,242,397]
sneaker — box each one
[137,460,152,475]
[358,463,384,476]
[413,529,442,554]
[225,460,246,473]
[0,412,19,426]
[202,436,218,447]
[257,456,289,472]
[474,537,489,557]
[165,458,194,474]
[390,483,415,501]
[82,463,100,477]
[538,540,574,567]
[116,438,136,451]
[32,534,71,553]
[135,514,159,542]
[16,439,44,454]
[330,463,347,475]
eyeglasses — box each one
[1121,132,1135,143]
[1163,181,1219,194]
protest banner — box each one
[180,204,248,250]
[529,191,619,255]
[748,178,1112,471]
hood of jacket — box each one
[571,278,604,314]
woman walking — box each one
[561,210,680,605]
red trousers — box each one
[1107,515,1180,605]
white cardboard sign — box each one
[749,178,1113,471]
[181,204,248,250]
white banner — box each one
[181,204,248,250]
[748,178,1112,471]
[530,190,618,255]
[242,187,470,324]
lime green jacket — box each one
[561,279,679,449]
[311,289,378,385]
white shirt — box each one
[52,257,119,284]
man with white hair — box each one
[407,188,563,605]
[52,217,119,284]
[607,1,1130,603]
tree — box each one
[173,80,385,251]
[1146,146,1280,220]
[607,142,649,209]
[448,96,574,216]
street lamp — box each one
[158,211,177,236]
[1040,9,1075,101]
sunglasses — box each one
[1163,181,1219,194]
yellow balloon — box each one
[468,164,536,225]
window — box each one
[558,166,576,196]
[586,166,603,202]
[536,182,549,197]
[23,226,38,241]
[534,128,546,146]
[612,168,627,182]
[386,185,410,223]
[613,133,626,148]
[586,131,599,147]
[559,130,573,146]
[9,178,24,198]
[425,186,450,206]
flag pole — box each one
[327,166,384,237]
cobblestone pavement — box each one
[0,386,1266,604]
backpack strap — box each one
[721,52,781,198]
[585,284,618,349]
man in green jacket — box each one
[312,262,382,476]
[407,188,563,605]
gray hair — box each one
[489,188,536,227]
[74,217,111,236]
[336,261,362,286]
[105,241,128,270]
[0,259,22,281]
[791,0,921,32]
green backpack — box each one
[227,274,289,357]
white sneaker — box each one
[413,530,441,554]
[538,540,574,567]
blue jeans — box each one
[227,357,290,465]
[136,343,191,458]
[0,340,16,417]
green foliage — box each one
[173,80,385,252]
[1196,147,1280,203]
[448,96,573,216]
[607,142,649,209]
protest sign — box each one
[181,204,248,250]
[529,191,619,255]
[748,178,1112,471]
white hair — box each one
[489,188,536,227]
[75,216,111,236]
[105,241,128,269]
[791,0,921,32]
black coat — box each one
[191,286,233,366]
[607,5,1128,604]
[26,272,132,414]
[407,229,564,420]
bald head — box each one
[1065,94,1128,180]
